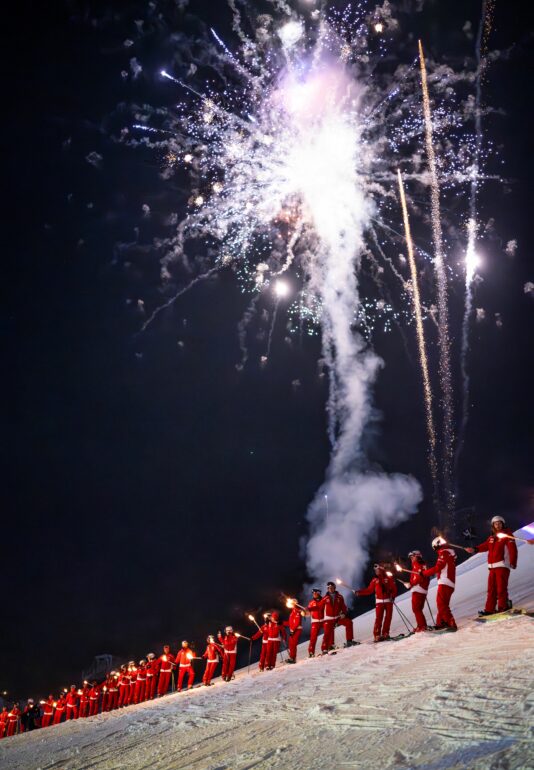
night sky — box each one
[3,0,533,700]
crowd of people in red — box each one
[1,516,521,739]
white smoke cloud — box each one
[524,282,534,297]
[306,473,422,591]
[505,239,517,257]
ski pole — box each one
[395,602,413,628]
[393,602,412,634]
[425,598,436,626]
[248,640,252,675]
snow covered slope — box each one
[2,525,533,770]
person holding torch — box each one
[174,641,197,691]
[283,601,305,664]
[465,515,518,615]
[250,612,271,671]
[354,564,397,642]
[202,635,223,686]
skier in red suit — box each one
[108,673,120,710]
[6,705,21,737]
[65,686,79,720]
[117,665,130,708]
[145,653,158,700]
[251,613,271,671]
[0,707,8,738]
[218,627,239,681]
[52,695,66,725]
[284,605,304,663]
[78,683,90,718]
[127,662,138,704]
[424,537,457,631]
[157,646,175,696]
[175,641,196,691]
[466,515,518,615]
[321,581,355,652]
[266,612,287,669]
[202,635,223,686]
[355,564,397,641]
[135,660,148,703]
[407,550,430,631]
[41,696,55,727]
[88,682,100,716]
[306,589,324,657]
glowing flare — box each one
[419,39,455,514]
[274,279,290,298]
[397,169,438,503]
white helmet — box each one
[225,625,233,633]
[408,550,422,559]
[147,653,155,660]
[432,536,447,550]
[491,515,505,525]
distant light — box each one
[212,182,223,194]
[278,21,304,48]
[274,279,290,298]
[184,153,193,164]
[374,22,384,33]
[194,195,204,206]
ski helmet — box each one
[147,653,155,660]
[312,588,321,594]
[139,659,146,665]
[491,515,505,526]
[408,550,423,559]
[326,581,336,588]
[432,536,447,550]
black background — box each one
[2,0,533,700]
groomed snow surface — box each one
[2,525,534,770]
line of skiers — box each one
[1,516,523,739]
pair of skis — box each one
[474,607,534,623]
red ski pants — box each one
[89,699,99,716]
[308,621,323,654]
[79,701,89,718]
[288,628,302,660]
[266,641,281,668]
[135,680,146,704]
[52,709,65,725]
[259,641,269,670]
[108,691,119,710]
[0,723,6,738]
[41,714,53,728]
[411,592,428,630]
[65,705,78,720]
[203,661,218,685]
[118,686,130,708]
[373,602,393,638]
[146,674,157,699]
[157,671,172,696]
[485,567,510,613]
[222,652,237,679]
[436,585,456,627]
[322,617,354,650]
[178,666,194,690]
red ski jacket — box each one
[410,561,430,594]
[284,607,304,633]
[203,642,222,663]
[321,591,348,620]
[65,691,79,709]
[175,648,194,668]
[89,686,100,702]
[307,597,325,624]
[356,575,397,603]
[136,665,147,682]
[218,632,238,653]
[251,623,270,642]
[266,620,287,643]
[158,653,174,673]
[42,698,55,717]
[424,547,456,588]
[475,529,518,569]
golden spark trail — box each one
[397,169,439,507]
[418,40,455,520]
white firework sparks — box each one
[123,1,493,586]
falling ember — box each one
[418,40,455,518]
[394,563,402,572]
[397,169,438,506]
